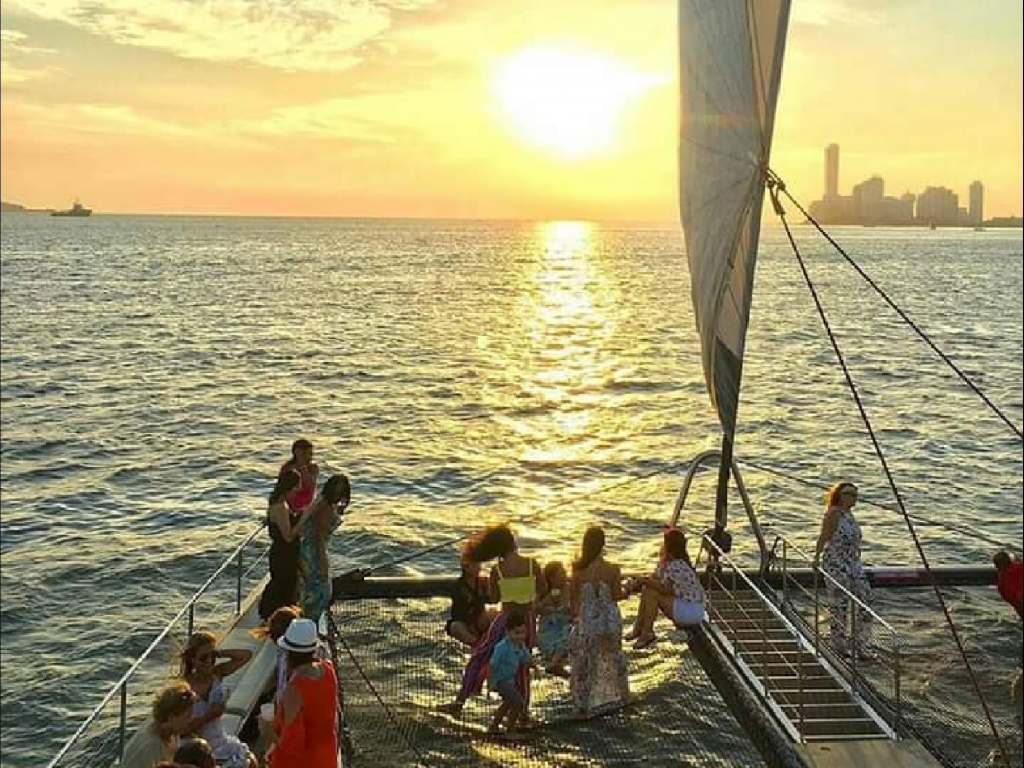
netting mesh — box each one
[854,589,1024,768]
[328,597,768,767]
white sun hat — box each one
[277,617,319,653]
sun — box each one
[492,45,664,161]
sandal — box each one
[633,634,658,650]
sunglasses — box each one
[840,489,858,498]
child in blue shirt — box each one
[487,611,535,735]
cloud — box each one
[792,0,886,27]
[1,28,56,83]
[12,0,439,71]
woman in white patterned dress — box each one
[813,480,873,657]
[569,526,630,717]
[627,528,705,649]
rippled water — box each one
[1,214,1021,767]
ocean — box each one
[1,214,1021,767]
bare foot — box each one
[624,629,640,642]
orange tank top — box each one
[271,661,338,768]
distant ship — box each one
[51,199,92,217]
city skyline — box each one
[1,1,1022,219]
[810,142,1010,226]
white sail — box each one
[678,0,790,436]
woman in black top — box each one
[445,558,494,647]
[258,471,316,620]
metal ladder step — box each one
[795,718,886,737]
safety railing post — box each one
[894,638,902,738]
[781,540,789,608]
[850,597,858,692]
[118,681,127,760]
[188,602,195,637]
[761,602,769,699]
[798,642,805,741]
[813,567,820,656]
[236,547,244,615]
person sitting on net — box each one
[536,561,572,677]
[625,528,706,649]
[487,610,536,736]
[446,556,495,647]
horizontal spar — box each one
[331,565,997,600]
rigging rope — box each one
[363,462,691,574]
[777,185,1023,441]
[739,457,1021,553]
[766,174,1009,764]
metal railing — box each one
[701,534,830,742]
[46,522,271,768]
[701,533,900,741]
[771,533,904,736]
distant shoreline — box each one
[2,201,1022,228]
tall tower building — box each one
[969,181,984,225]
[825,143,839,198]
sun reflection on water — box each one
[512,220,622,468]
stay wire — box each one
[776,180,1023,442]
[739,457,1021,554]
[767,176,1009,764]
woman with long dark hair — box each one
[627,528,705,649]
[438,524,545,719]
[569,525,629,716]
[297,474,351,621]
[259,471,315,620]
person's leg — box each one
[447,621,479,647]
[546,649,569,677]
[439,613,509,714]
[489,700,511,733]
[494,679,526,732]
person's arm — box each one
[488,565,501,604]
[533,559,547,605]
[610,564,624,602]
[316,511,330,579]
[213,647,253,678]
[268,683,306,750]
[274,499,320,543]
[182,682,227,733]
[569,572,581,617]
[813,509,841,566]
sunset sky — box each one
[1,0,1021,220]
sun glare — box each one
[492,46,665,160]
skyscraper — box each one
[969,181,984,225]
[825,143,839,198]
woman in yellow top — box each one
[439,524,546,718]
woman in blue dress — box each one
[298,474,351,621]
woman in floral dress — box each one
[569,526,629,717]
[298,474,351,621]
[813,480,873,657]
